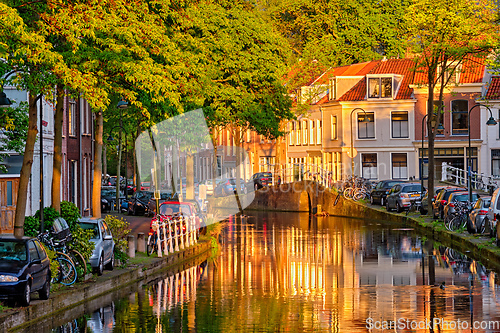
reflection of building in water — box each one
[212,216,500,331]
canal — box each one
[20,211,500,332]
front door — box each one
[0,177,18,233]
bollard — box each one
[137,233,146,253]
[127,234,136,258]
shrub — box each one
[60,201,81,230]
[34,207,60,231]
[104,215,130,264]
[70,224,95,262]
[24,216,40,237]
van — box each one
[485,187,500,245]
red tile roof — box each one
[486,76,500,100]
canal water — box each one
[23,212,500,332]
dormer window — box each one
[368,77,392,99]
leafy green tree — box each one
[404,0,500,207]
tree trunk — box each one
[14,93,38,236]
[427,87,435,210]
[134,121,141,190]
[115,130,122,212]
[92,110,103,218]
[103,144,107,183]
[51,85,64,213]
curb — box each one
[0,239,213,332]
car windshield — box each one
[159,203,191,215]
[385,181,401,188]
[452,193,478,202]
[260,173,272,178]
[0,241,27,262]
[77,222,100,240]
[102,189,116,196]
[402,185,422,193]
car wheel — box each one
[38,274,50,300]
[479,218,487,234]
[420,208,428,215]
[380,197,384,207]
[21,282,31,307]
[396,202,402,213]
[466,218,476,234]
[94,254,104,276]
[105,250,114,271]
[386,200,391,212]
[254,184,259,191]
[370,196,374,204]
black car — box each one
[127,191,154,216]
[0,235,51,306]
[101,187,124,213]
[370,180,405,206]
[120,179,135,196]
[247,172,273,191]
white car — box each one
[485,188,500,244]
[77,218,115,275]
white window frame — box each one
[391,153,408,180]
[357,112,375,140]
[367,75,393,99]
[316,119,321,144]
[309,120,314,144]
[361,153,378,180]
[391,111,409,139]
[302,120,308,145]
[69,100,77,136]
[331,115,337,140]
[288,122,294,145]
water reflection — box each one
[32,212,500,332]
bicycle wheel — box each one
[55,257,77,286]
[69,249,88,281]
[353,189,366,201]
[343,187,354,199]
[147,234,157,256]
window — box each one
[451,100,468,135]
[358,112,375,139]
[302,120,308,144]
[391,111,409,138]
[259,156,275,172]
[329,78,336,100]
[331,116,337,140]
[6,181,12,206]
[316,120,321,144]
[362,153,377,179]
[492,150,500,177]
[69,100,77,136]
[368,77,392,98]
[296,121,301,145]
[433,101,445,135]
[288,122,294,145]
[309,120,314,144]
[392,153,407,179]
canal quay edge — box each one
[246,180,500,272]
[0,235,214,332]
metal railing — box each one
[259,163,342,188]
[441,162,498,193]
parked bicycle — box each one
[38,232,77,286]
[445,201,471,232]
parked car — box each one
[76,218,115,276]
[431,187,465,219]
[151,200,207,236]
[101,187,124,213]
[120,179,135,195]
[146,192,179,217]
[0,235,51,306]
[107,176,118,187]
[200,179,215,196]
[420,186,453,215]
[247,172,273,191]
[468,196,491,234]
[485,188,500,242]
[385,182,424,213]
[127,191,154,216]
[442,191,480,223]
[214,178,246,197]
[369,180,405,206]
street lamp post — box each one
[420,114,444,212]
[108,124,128,210]
[350,108,369,177]
[467,103,497,202]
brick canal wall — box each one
[0,240,213,332]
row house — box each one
[1,85,94,232]
[286,56,495,183]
